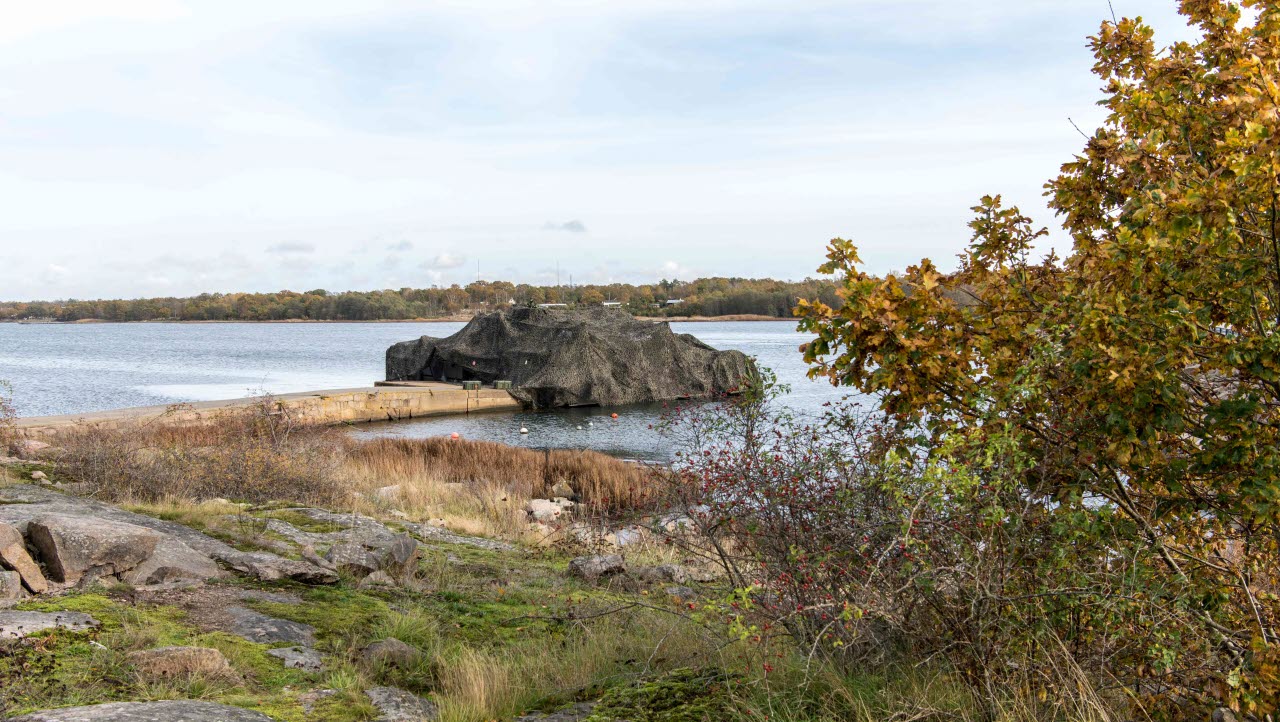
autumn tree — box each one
[799,2,1280,714]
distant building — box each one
[537,303,569,308]
[663,299,684,307]
[602,301,622,307]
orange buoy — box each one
[611,413,619,419]
[450,432,460,439]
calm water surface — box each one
[0,321,852,460]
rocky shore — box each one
[0,446,717,721]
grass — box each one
[8,416,1124,721]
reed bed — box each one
[347,437,658,513]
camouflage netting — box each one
[386,307,756,409]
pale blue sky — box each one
[0,1,1192,301]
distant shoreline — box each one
[1,313,793,325]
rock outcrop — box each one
[567,554,626,582]
[0,610,98,639]
[0,486,333,587]
[27,515,160,585]
[10,701,275,721]
[386,308,754,409]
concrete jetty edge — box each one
[15,383,523,440]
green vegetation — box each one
[783,2,1280,717]
[0,277,838,323]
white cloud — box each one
[266,242,316,254]
[543,220,587,233]
[0,0,1198,301]
[426,253,467,270]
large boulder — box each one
[120,541,225,586]
[386,308,755,409]
[567,554,626,582]
[26,515,159,585]
[0,522,47,593]
[10,701,274,721]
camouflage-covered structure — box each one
[386,308,754,409]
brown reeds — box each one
[347,437,657,513]
[56,397,348,507]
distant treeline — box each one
[0,277,839,323]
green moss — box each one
[1,592,334,720]
[584,668,737,722]
[262,510,346,534]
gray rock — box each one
[567,554,625,582]
[360,570,398,588]
[526,499,567,523]
[126,646,235,679]
[278,508,402,551]
[362,638,419,669]
[515,703,596,721]
[382,533,421,569]
[225,606,316,646]
[664,586,697,601]
[1213,709,1238,722]
[300,544,334,567]
[386,307,755,409]
[633,564,688,584]
[268,645,324,672]
[120,541,225,586]
[0,486,335,586]
[0,522,48,593]
[325,542,382,577]
[27,514,160,585]
[0,570,25,602]
[401,522,515,552]
[549,481,575,499]
[365,686,439,722]
[30,470,48,482]
[0,610,98,639]
[10,701,275,721]
[219,551,339,585]
[238,589,302,604]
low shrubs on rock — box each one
[56,397,347,506]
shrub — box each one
[57,395,348,506]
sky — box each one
[0,1,1196,301]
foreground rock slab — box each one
[0,610,98,639]
[10,700,275,721]
[28,514,160,585]
[226,606,316,646]
[366,686,439,722]
[0,486,335,586]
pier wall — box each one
[15,383,522,440]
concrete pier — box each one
[16,383,523,440]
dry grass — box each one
[344,437,659,542]
[55,397,349,507]
[349,437,656,511]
